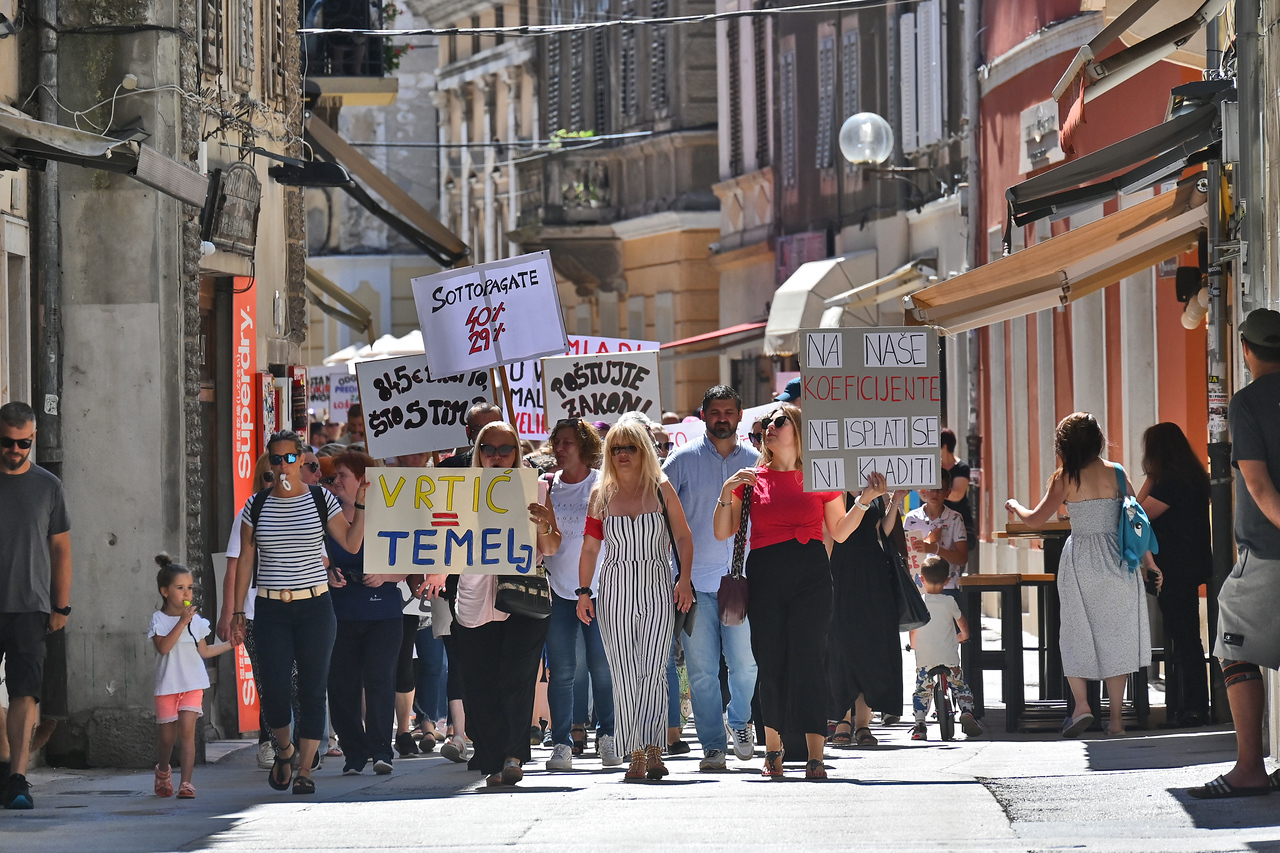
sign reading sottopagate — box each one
[355,356,491,459]
[366,467,540,575]
[541,350,661,424]
[411,251,569,377]
[799,327,940,492]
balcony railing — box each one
[303,0,388,77]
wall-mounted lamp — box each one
[0,15,17,39]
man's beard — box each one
[707,422,736,439]
[2,451,28,471]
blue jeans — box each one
[683,589,758,752]
[414,629,447,722]
[546,593,615,745]
[573,632,590,725]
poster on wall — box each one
[411,251,568,378]
[355,355,492,459]
[365,467,540,575]
[541,350,661,425]
[798,326,941,492]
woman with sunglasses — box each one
[418,421,561,786]
[231,430,368,795]
[577,416,695,782]
[713,403,888,779]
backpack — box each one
[248,484,331,586]
[1114,465,1158,573]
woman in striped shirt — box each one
[231,430,368,795]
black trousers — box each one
[1158,580,1210,718]
[328,617,402,765]
[452,613,549,776]
[745,539,833,737]
[396,614,419,694]
[253,595,337,742]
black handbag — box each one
[880,501,931,631]
[657,484,696,637]
[718,484,751,627]
[494,474,553,619]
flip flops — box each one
[1187,774,1272,799]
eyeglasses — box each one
[321,476,336,486]
[764,415,790,430]
[269,453,299,465]
[555,417,582,429]
[302,461,319,473]
[610,444,639,457]
[748,433,763,446]
[479,443,517,458]
[0,437,33,449]
[657,441,674,451]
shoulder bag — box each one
[718,485,751,627]
[1115,465,1158,572]
[879,499,931,631]
[657,483,697,637]
[494,473,554,619]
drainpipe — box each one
[1235,0,1263,313]
[963,0,982,548]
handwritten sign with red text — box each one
[411,251,568,377]
[799,327,940,492]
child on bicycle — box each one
[149,554,232,799]
[910,556,982,740]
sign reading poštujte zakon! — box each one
[411,251,569,378]
[354,355,492,459]
[541,350,661,424]
[798,327,941,492]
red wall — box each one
[982,0,1082,61]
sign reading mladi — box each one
[799,327,940,492]
[542,350,661,423]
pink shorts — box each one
[155,689,205,724]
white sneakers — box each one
[373,759,393,775]
[257,742,275,770]
[699,749,727,771]
[730,724,755,761]
[598,734,623,767]
[546,743,574,770]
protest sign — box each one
[411,251,568,377]
[354,356,492,458]
[365,467,540,575]
[541,350,661,424]
[308,366,360,424]
[663,419,707,450]
[509,335,659,439]
[798,327,940,492]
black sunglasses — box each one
[610,444,639,457]
[302,461,319,473]
[0,437,33,449]
[321,476,336,486]
[748,433,763,446]
[657,441,674,451]
[269,452,299,465]
[555,417,583,428]
[479,443,517,458]
[763,415,790,430]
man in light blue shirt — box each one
[662,385,759,770]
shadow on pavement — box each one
[1084,729,1236,772]
[1166,788,1280,830]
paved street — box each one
[3,719,1279,853]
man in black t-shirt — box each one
[940,428,974,547]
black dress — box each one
[828,496,903,716]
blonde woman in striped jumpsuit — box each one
[577,417,694,781]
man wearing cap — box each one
[775,377,802,407]
[1190,308,1280,798]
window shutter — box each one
[815,28,836,170]
[916,0,942,147]
[780,46,797,187]
[841,28,859,125]
[620,0,639,124]
[898,12,917,154]
[547,1,563,132]
[728,18,743,176]
[650,0,669,112]
[753,15,769,168]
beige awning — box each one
[763,250,878,356]
[305,265,375,343]
[818,259,936,328]
[903,179,1207,334]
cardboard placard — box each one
[411,251,568,377]
[509,335,658,440]
[541,350,661,425]
[366,467,540,575]
[799,327,941,492]
[663,419,707,450]
[354,356,492,459]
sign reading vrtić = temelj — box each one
[365,467,540,575]
[798,327,941,492]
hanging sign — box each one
[235,642,260,733]
[355,355,492,458]
[365,467,540,575]
[541,350,661,424]
[231,277,258,512]
[798,326,941,492]
[411,251,568,377]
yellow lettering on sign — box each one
[415,476,435,509]
[437,475,465,512]
[472,474,481,512]
[486,473,511,513]
[379,475,406,507]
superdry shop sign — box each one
[798,327,941,492]
[232,277,258,512]
[411,251,569,378]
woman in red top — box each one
[713,402,888,779]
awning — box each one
[305,116,468,266]
[305,265,375,343]
[903,178,1207,334]
[818,259,936,328]
[763,250,878,356]
[659,321,767,362]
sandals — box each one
[644,745,668,780]
[292,775,316,795]
[1187,774,1271,799]
[761,750,785,778]
[570,724,587,757]
[268,746,297,791]
[624,750,647,781]
[154,765,173,798]
[805,759,827,780]
[830,720,853,746]
[854,727,878,747]
[177,782,196,799]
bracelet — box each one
[233,611,245,616]
[354,502,366,510]
[539,526,552,535]
[853,498,871,511]
[717,499,730,507]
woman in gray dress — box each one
[1005,413,1160,737]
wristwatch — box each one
[574,587,592,597]
[52,604,71,616]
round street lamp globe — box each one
[839,112,894,165]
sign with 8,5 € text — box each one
[355,356,492,459]
[541,349,661,424]
[411,251,568,377]
[366,467,540,575]
[799,327,940,492]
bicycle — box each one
[927,664,956,741]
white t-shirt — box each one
[913,593,963,669]
[904,506,967,588]
[543,469,603,600]
[149,611,212,695]
[225,508,257,620]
